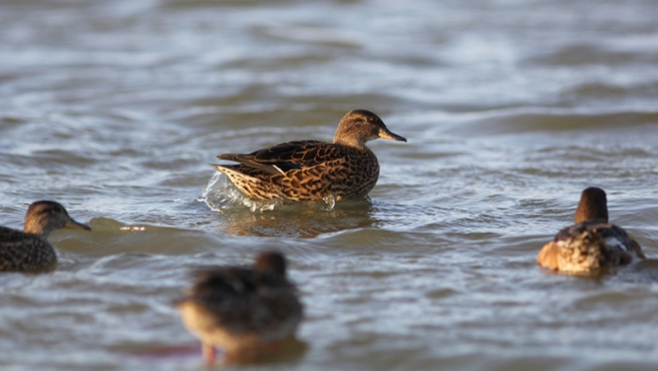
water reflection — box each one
[133,338,309,368]
[203,173,379,238]
[54,217,217,256]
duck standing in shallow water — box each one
[212,109,407,201]
[176,251,303,365]
[0,200,91,272]
[538,187,645,274]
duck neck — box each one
[574,203,608,224]
[333,136,368,149]
[23,221,51,237]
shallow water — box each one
[2,0,658,370]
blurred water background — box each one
[1,0,658,370]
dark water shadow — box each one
[213,198,379,238]
[543,259,658,285]
[130,338,309,368]
[612,259,658,284]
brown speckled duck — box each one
[212,109,407,201]
[176,251,303,365]
[538,187,645,274]
[0,200,91,272]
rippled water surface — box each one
[2,0,658,370]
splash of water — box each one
[200,172,337,212]
[322,194,336,210]
[201,172,282,212]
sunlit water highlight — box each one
[1,1,658,370]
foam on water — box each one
[202,171,338,213]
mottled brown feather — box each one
[0,201,90,272]
[212,110,406,201]
[176,251,303,362]
[0,227,57,271]
[538,188,645,274]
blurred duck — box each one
[0,200,91,271]
[213,109,406,201]
[176,251,303,365]
[538,187,645,274]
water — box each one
[1,0,658,370]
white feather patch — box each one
[605,237,626,251]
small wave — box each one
[446,107,658,136]
[527,43,658,67]
[255,25,362,48]
[201,172,281,212]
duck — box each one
[212,109,407,201]
[537,187,645,274]
[0,200,91,271]
[176,251,303,365]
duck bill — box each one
[65,218,92,231]
[379,128,407,142]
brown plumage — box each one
[176,251,303,365]
[573,186,609,224]
[538,187,645,274]
[0,201,91,272]
[212,109,407,201]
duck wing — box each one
[0,226,26,243]
[607,224,645,259]
[554,220,644,261]
[217,140,342,175]
[181,266,297,332]
[188,266,287,297]
[0,227,53,271]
